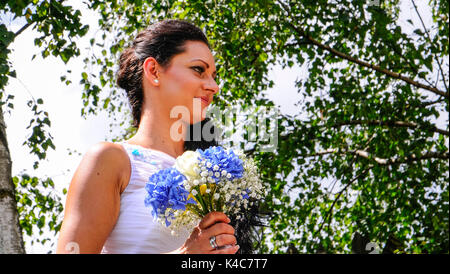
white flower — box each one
[213,165,219,171]
[191,189,198,196]
[206,162,212,168]
[193,179,200,186]
[175,151,200,179]
[214,193,220,200]
[221,170,227,176]
[214,172,220,178]
[226,173,232,179]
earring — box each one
[154,79,159,83]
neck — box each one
[128,108,186,159]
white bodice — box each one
[101,142,190,254]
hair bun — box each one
[116,47,141,92]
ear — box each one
[143,57,160,86]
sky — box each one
[2,0,447,253]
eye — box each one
[192,66,205,74]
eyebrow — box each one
[191,58,217,77]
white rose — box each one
[175,151,200,179]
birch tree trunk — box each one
[0,105,25,254]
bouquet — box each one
[144,146,266,236]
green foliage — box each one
[22,98,55,169]
[80,0,448,253]
[12,174,65,252]
[1,0,89,161]
[1,0,448,254]
[1,0,90,252]
[0,23,15,91]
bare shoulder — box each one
[80,142,130,192]
[57,142,130,253]
[86,141,127,160]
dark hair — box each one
[116,19,211,128]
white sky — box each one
[2,0,447,253]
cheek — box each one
[162,72,203,123]
[164,71,197,101]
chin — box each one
[190,114,206,125]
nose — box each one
[204,76,219,95]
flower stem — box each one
[195,193,209,216]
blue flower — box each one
[197,146,244,182]
[145,167,196,226]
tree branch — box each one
[385,41,438,90]
[14,22,34,38]
[411,0,449,93]
[305,148,449,165]
[277,1,449,99]
[315,167,372,238]
[292,23,448,98]
[332,119,449,136]
[415,98,446,108]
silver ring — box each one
[209,236,219,249]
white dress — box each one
[101,142,191,254]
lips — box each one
[196,96,211,106]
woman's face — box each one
[149,40,219,125]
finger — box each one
[211,245,240,254]
[198,211,230,229]
[205,222,235,238]
[215,234,237,247]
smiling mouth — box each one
[195,97,210,106]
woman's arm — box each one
[56,142,130,253]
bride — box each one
[56,19,238,254]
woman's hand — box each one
[175,211,239,254]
